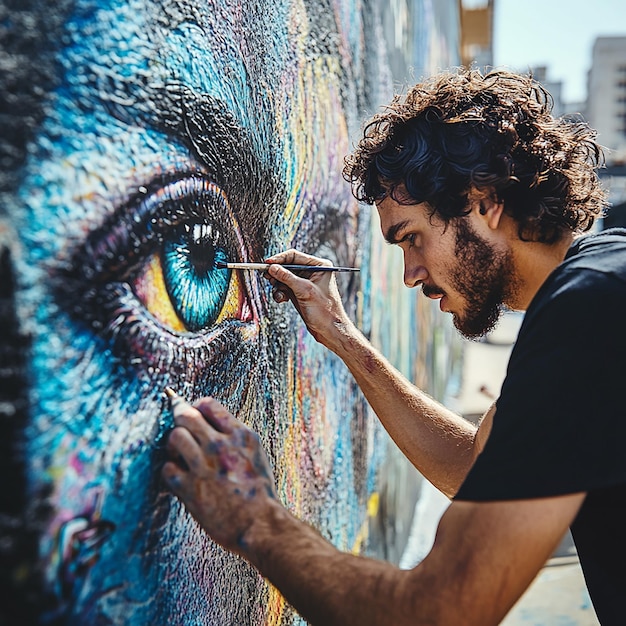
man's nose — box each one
[403,262,428,288]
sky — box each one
[493,0,626,104]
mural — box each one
[0,0,459,624]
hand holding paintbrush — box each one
[260,249,359,355]
[162,387,280,560]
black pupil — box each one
[188,234,216,275]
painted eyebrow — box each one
[139,83,270,196]
[139,83,279,245]
[384,220,412,245]
[176,90,258,190]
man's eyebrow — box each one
[384,220,411,245]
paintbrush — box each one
[215,261,359,273]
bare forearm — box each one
[161,388,546,626]
[263,257,478,495]
[246,501,418,626]
[242,495,553,626]
[330,321,477,496]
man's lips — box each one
[422,285,445,300]
[422,286,448,311]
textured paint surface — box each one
[0,0,459,624]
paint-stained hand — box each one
[264,249,354,353]
[162,395,279,557]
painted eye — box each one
[68,175,258,340]
[160,223,230,331]
[125,177,255,334]
[132,220,237,333]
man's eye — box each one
[133,221,245,332]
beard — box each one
[449,218,518,339]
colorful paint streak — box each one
[0,0,460,624]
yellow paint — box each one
[215,271,243,323]
[265,583,287,626]
[140,256,186,332]
[351,492,380,555]
[367,492,380,518]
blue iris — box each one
[161,223,232,332]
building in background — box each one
[586,36,626,165]
[460,0,494,69]
[585,37,626,230]
[530,66,568,118]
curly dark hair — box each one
[343,68,608,243]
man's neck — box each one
[510,233,575,311]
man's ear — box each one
[469,189,504,230]
[478,198,504,230]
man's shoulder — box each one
[532,228,626,311]
[517,230,626,345]
[562,228,626,278]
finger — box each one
[263,273,293,303]
[169,398,220,447]
[266,262,298,286]
[267,263,328,298]
[272,285,291,303]
[166,426,208,475]
[265,248,332,267]
[161,461,199,500]
[194,397,239,434]
[161,459,190,495]
[164,439,190,471]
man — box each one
[163,68,625,625]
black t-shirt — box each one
[456,229,626,625]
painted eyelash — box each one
[86,175,246,281]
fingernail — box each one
[165,388,193,419]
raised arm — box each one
[265,250,479,496]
